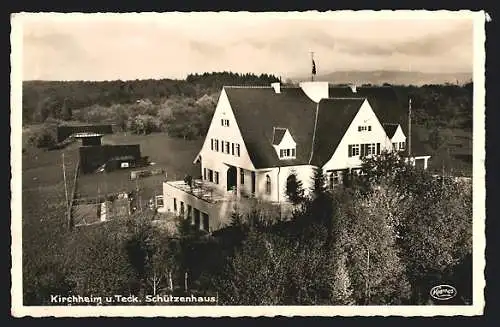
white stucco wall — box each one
[163,182,236,231]
[254,165,315,203]
[272,129,297,158]
[322,99,393,171]
[197,88,256,194]
[390,125,407,150]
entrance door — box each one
[227,166,237,191]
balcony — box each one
[165,179,231,204]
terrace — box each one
[165,179,231,204]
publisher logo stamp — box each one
[430,285,457,301]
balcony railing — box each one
[166,179,229,204]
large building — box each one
[162,81,431,232]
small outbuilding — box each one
[73,132,104,146]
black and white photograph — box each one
[11,11,486,317]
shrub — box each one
[27,125,57,148]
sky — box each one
[18,12,474,81]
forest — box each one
[23,73,472,142]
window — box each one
[265,175,271,194]
[348,144,360,157]
[392,142,397,150]
[210,139,214,150]
[231,143,235,155]
[279,147,296,159]
[221,119,229,127]
[173,198,177,212]
[376,143,381,155]
[225,141,230,154]
[180,202,184,215]
[215,139,219,151]
[358,125,372,132]
[203,168,207,180]
[399,142,406,151]
[214,171,219,184]
[240,168,244,185]
[367,143,376,155]
[368,126,372,131]
[235,144,240,157]
[328,171,340,189]
[208,169,213,183]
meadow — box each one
[75,132,203,202]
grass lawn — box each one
[22,143,79,219]
[75,132,203,203]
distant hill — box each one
[291,70,472,86]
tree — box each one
[336,185,411,305]
[215,230,334,305]
[27,124,57,148]
[310,166,327,199]
[331,252,355,305]
[396,175,472,304]
[285,171,305,205]
[215,232,287,305]
[361,150,411,188]
[65,222,139,298]
[61,98,72,121]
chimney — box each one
[271,82,281,94]
[299,81,329,103]
[350,84,357,93]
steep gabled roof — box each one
[329,86,428,156]
[223,85,428,169]
[225,87,317,168]
[383,123,400,139]
[271,127,287,145]
[309,98,365,167]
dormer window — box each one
[279,148,296,159]
[272,127,297,160]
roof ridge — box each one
[224,85,303,89]
[224,85,271,88]
[325,97,366,100]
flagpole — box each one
[408,97,412,157]
[408,62,412,158]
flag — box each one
[312,59,317,75]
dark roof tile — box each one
[224,85,428,169]
[271,128,287,145]
[225,87,317,168]
[383,123,399,138]
[309,98,365,167]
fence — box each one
[68,158,80,230]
